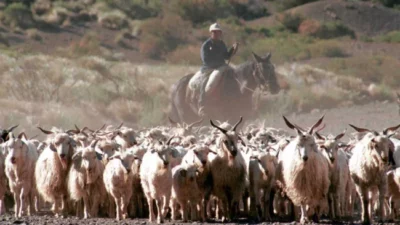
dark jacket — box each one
[200,38,233,72]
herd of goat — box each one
[0,115,400,224]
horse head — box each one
[252,52,280,94]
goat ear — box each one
[179,169,187,178]
[49,143,57,152]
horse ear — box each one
[263,52,271,61]
[252,52,263,63]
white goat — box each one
[4,132,38,218]
[140,142,179,223]
[68,140,106,219]
[278,116,330,224]
[35,127,76,217]
[208,117,246,222]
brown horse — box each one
[168,52,280,124]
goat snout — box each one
[10,157,16,164]
[231,150,238,157]
[302,155,309,161]
[163,161,169,167]
[330,157,335,163]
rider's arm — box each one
[223,41,234,60]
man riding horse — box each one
[188,23,239,116]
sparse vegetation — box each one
[26,28,42,41]
[277,13,304,32]
[98,10,129,30]
[1,2,34,29]
[138,14,191,59]
[376,30,400,43]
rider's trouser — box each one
[198,79,208,109]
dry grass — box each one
[0,53,195,131]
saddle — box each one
[186,65,232,104]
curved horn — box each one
[315,123,326,133]
[168,117,178,126]
[37,127,54,135]
[116,123,124,130]
[188,118,204,129]
[166,135,175,146]
[66,129,79,134]
[283,116,296,130]
[210,120,227,134]
[90,139,99,148]
[232,116,243,132]
[349,124,371,133]
[309,115,325,134]
[18,132,27,140]
[94,124,106,134]
[383,124,400,135]
[8,125,18,132]
[335,129,347,141]
[315,132,325,141]
[81,127,94,133]
[75,124,80,132]
[7,132,15,140]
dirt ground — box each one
[1,101,398,225]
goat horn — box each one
[188,118,204,129]
[349,124,371,133]
[232,116,243,132]
[37,127,54,135]
[8,125,19,132]
[166,135,175,146]
[210,120,227,134]
[383,124,400,135]
[309,115,325,134]
[168,117,178,126]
